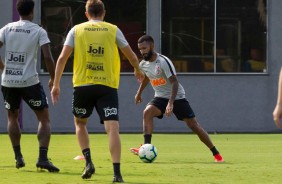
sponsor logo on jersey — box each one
[86,62,104,71]
[87,44,104,57]
[150,77,167,87]
[86,76,107,82]
[104,107,117,117]
[6,68,23,75]
[84,27,108,31]
[7,52,26,64]
[9,28,30,34]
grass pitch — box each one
[0,134,282,184]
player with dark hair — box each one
[51,0,144,182]
[130,35,224,163]
[0,0,59,172]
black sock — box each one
[39,147,48,161]
[144,134,152,144]
[82,148,92,164]
[210,146,219,156]
[113,163,121,176]
[13,145,22,159]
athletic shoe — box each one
[81,162,95,179]
[214,154,224,163]
[130,144,142,155]
[112,175,124,183]
[15,156,25,169]
[36,159,60,172]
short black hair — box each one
[138,35,154,44]
[16,0,34,16]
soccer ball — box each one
[138,144,158,163]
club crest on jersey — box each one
[4,101,11,109]
[154,64,162,75]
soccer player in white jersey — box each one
[130,35,224,163]
[0,0,59,172]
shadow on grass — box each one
[0,165,17,169]
[131,160,232,165]
[18,169,81,176]
[125,182,172,184]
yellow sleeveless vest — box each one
[73,21,120,88]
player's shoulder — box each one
[139,59,146,66]
[2,21,45,33]
[1,21,18,30]
[75,21,88,28]
[158,54,171,62]
[102,21,116,27]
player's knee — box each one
[143,108,156,119]
[143,108,150,118]
[8,110,20,121]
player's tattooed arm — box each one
[168,75,179,104]
[165,75,179,117]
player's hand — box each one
[134,69,145,83]
[273,104,282,128]
[165,103,173,117]
[135,93,142,104]
[51,86,60,105]
[48,79,54,91]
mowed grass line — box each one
[1,134,282,184]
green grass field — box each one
[1,134,282,184]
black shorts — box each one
[72,85,119,123]
[148,97,195,120]
[1,83,48,111]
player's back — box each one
[0,20,49,87]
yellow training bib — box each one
[73,21,120,89]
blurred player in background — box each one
[0,0,59,172]
[0,57,4,70]
[130,35,224,163]
[0,57,4,89]
[51,0,144,182]
[273,67,282,128]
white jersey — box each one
[0,20,50,87]
[140,53,186,99]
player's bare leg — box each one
[75,118,89,150]
[130,105,162,155]
[184,117,224,162]
[143,105,162,135]
[34,108,50,148]
[7,109,25,169]
[104,120,123,182]
[104,121,121,163]
[75,117,95,179]
[184,117,214,148]
[34,108,59,172]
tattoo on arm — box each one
[169,75,179,103]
